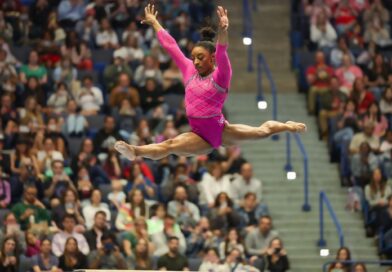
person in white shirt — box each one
[77,75,104,115]
[52,214,90,257]
[82,189,111,229]
[231,163,263,206]
[311,11,337,49]
[96,18,119,49]
[198,162,233,208]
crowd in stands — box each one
[292,0,392,268]
[0,0,290,271]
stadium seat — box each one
[10,45,32,63]
[66,137,84,158]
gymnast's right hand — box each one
[141,3,158,26]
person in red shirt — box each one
[351,77,375,115]
[306,51,335,114]
[334,0,358,34]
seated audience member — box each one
[128,237,154,270]
[328,247,352,272]
[349,121,380,154]
[88,233,127,269]
[318,77,347,140]
[350,142,379,188]
[219,228,245,260]
[245,216,278,271]
[77,75,104,116]
[82,189,111,230]
[25,231,40,257]
[362,102,388,138]
[52,214,90,257]
[306,51,334,114]
[0,166,11,208]
[231,162,263,205]
[122,218,153,259]
[186,217,219,257]
[31,238,60,272]
[11,185,50,231]
[58,237,88,271]
[198,162,233,208]
[157,236,189,271]
[238,192,269,231]
[221,248,260,272]
[62,100,88,137]
[208,192,242,231]
[0,212,26,252]
[167,185,200,229]
[198,247,221,271]
[134,55,163,87]
[353,263,367,272]
[265,238,290,272]
[52,188,85,229]
[95,18,119,49]
[335,53,363,95]
[351,77,375,115]
[380,88,392,126]
[93,116,122,155]
[103,49,133,90]
[84,211,112,251]
[109,72,140,109]
[151,215,186,257]
[310,11,337,50]
[333,100,360,144]
[0,237,20,272]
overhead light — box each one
[257,100,267,110]
[320,249,330,257]
[287,171,296,180]
[243,37,252,45]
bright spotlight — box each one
[257,101,267,110]
[243,37,252,45]
[320,249,330,257]
[287,171,296,180]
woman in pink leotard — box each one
[115,4,306,161]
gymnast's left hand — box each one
[217,6,229,31]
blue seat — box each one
[10,45,31,63]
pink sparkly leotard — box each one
[157,29,232,148]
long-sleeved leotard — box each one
[157,29,232,148]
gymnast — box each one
[115,4,306,161]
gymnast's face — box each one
[191,46,215,77]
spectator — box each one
[353,263,367,272]
[31,238,60,272]
[318,77,347,140]
[22,77,45,109]
[29,0,51,39]
[380,88,392,127]
[198,247,221,271]
[77,75,104,116]
[52,213,90,257]
[82,189,111,230]
[11,185,50,231]
[37,137,64,173]
[122,34,144,64]
[238,192,269,232]
[47,82,72,116]
[134,55,163,87]
[107,178,125,210]
[103,149,122,180]
[310,10,337,50]
[330,36,355,68]
[0,236,19,272]
[328,247,352,272]
[380,131,392,153]
[0,48,18,94]
[19,50,47,85]
[84,211,112,252]
[138,77,166,115]
[128,237,154,270]
[163,59,184,94]
[62,99,88,137]
[198,162,233,208]
[186,217,218,257]
[122,217,154,259]
[58,237,88,271]
[52,188,85,229]
[349,120,380,154]
[75,12,99,46]
[245,216,278,270]
[219,228,245,260]
[88,232,127,269]
[53,57,77,87]
[103,49,132,90]
[0,212,25,254]
[96,18,119,49]
[0,166,11,208]
[362,102,388,138]
[25,230,40,257]
[350,142,379,188]
[265,238,290,272]
[363,0,389,26]
[93,115,122,155]
[335,53,363,95]
[109,72,140,109]
[333,0,357,34]
[306,51,334,114]
[208,192,241,231]
[125,162,157,200]
[19,96,45,134]
[231,162,263,205]
[10,137,39,177]
[365,54,389,100]
[333,100,361,144]
[57,0,85,28]
[157,236,189,271]
[151,215,186,257]
[168,185,200,229]
[221,248,259,272]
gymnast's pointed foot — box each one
[286,121,307,133]
[114,141,136,161]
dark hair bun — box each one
[200,27,216,42]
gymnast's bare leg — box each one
[114,132,213,161]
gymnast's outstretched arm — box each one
[141,4,193,77]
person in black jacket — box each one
[266,238,290,272]
[84,211,113,251]
[93,116,122,155]
[58,237,88,271]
